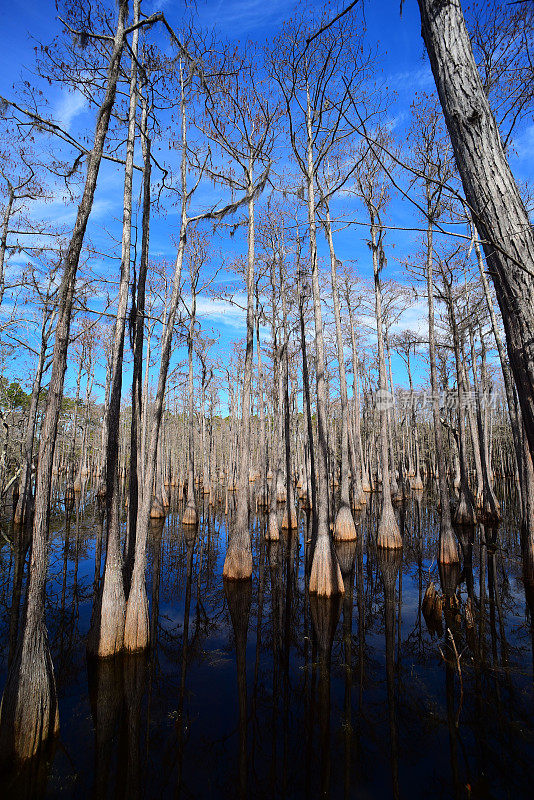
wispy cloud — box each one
[359,297,428,342]
[196,0,291,34]
[387,65,433,93]
[192,294,246,330]
[145,0,170,12]
[55,89,86,132]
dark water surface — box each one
[1,491,533,799]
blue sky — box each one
[0,0,531,409]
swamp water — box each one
[0,491,533,799]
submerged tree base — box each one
[150,496,166,519]
[438,525,460,564]
[335,539,357,576]
[421,581,443,635]
[309,533,344,596]
[454,490,477,526]
[181,501,198,526]
[377,503,402,549]
[0,617,59,765]
[281,505,298,530]
[86,564,126,659]
[123,576,150,653]
[333,503,357,541]
[266,510,279,540]
[223,539,253,580]
[477,497,502,526]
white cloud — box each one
[359,297,428,342]
[387,66,433,93]
[395,298,428,338]
[55,89,86,132]
[192,294,246,329]
[196,0,290,34]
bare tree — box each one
[269,6,373,594]
[355,140,402,550]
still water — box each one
[0,491,533,799]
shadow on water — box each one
[0,488,533,798]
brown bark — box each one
[475,230,534,536]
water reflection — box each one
[0,491,533,798]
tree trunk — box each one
[345,296,365,504]
[280,259,297,532]
[89,0,140,658]
[0,185,14,308]
[0,0,129,761]
[425,217,459,564]
[370,219,402,550]
[126,94,151,581]
[418,0,534,462]
[297,266,317,525]
[224,170,255,579]
[475,231,534,537]
[14,308,50,526]
[305,86,343,596]
[324,204,357,542]
[182,293,198,527]
[469,324,501,524]
[441,269,476,527]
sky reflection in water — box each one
[0,489,533,799]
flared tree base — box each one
[438,525,460,564]
[454,490,476,526]
[181,501,198,527]
[477,494,502,526]
[266,510,279,540]
[223,539,253,580]
[281,505,298,530]
[86,563,125,659]
[123,576,150,653]
[309,533,344,596]
[150,496,166,519]
[377,503,402,549]
[333,504,357,541]
[0,618,59,765]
